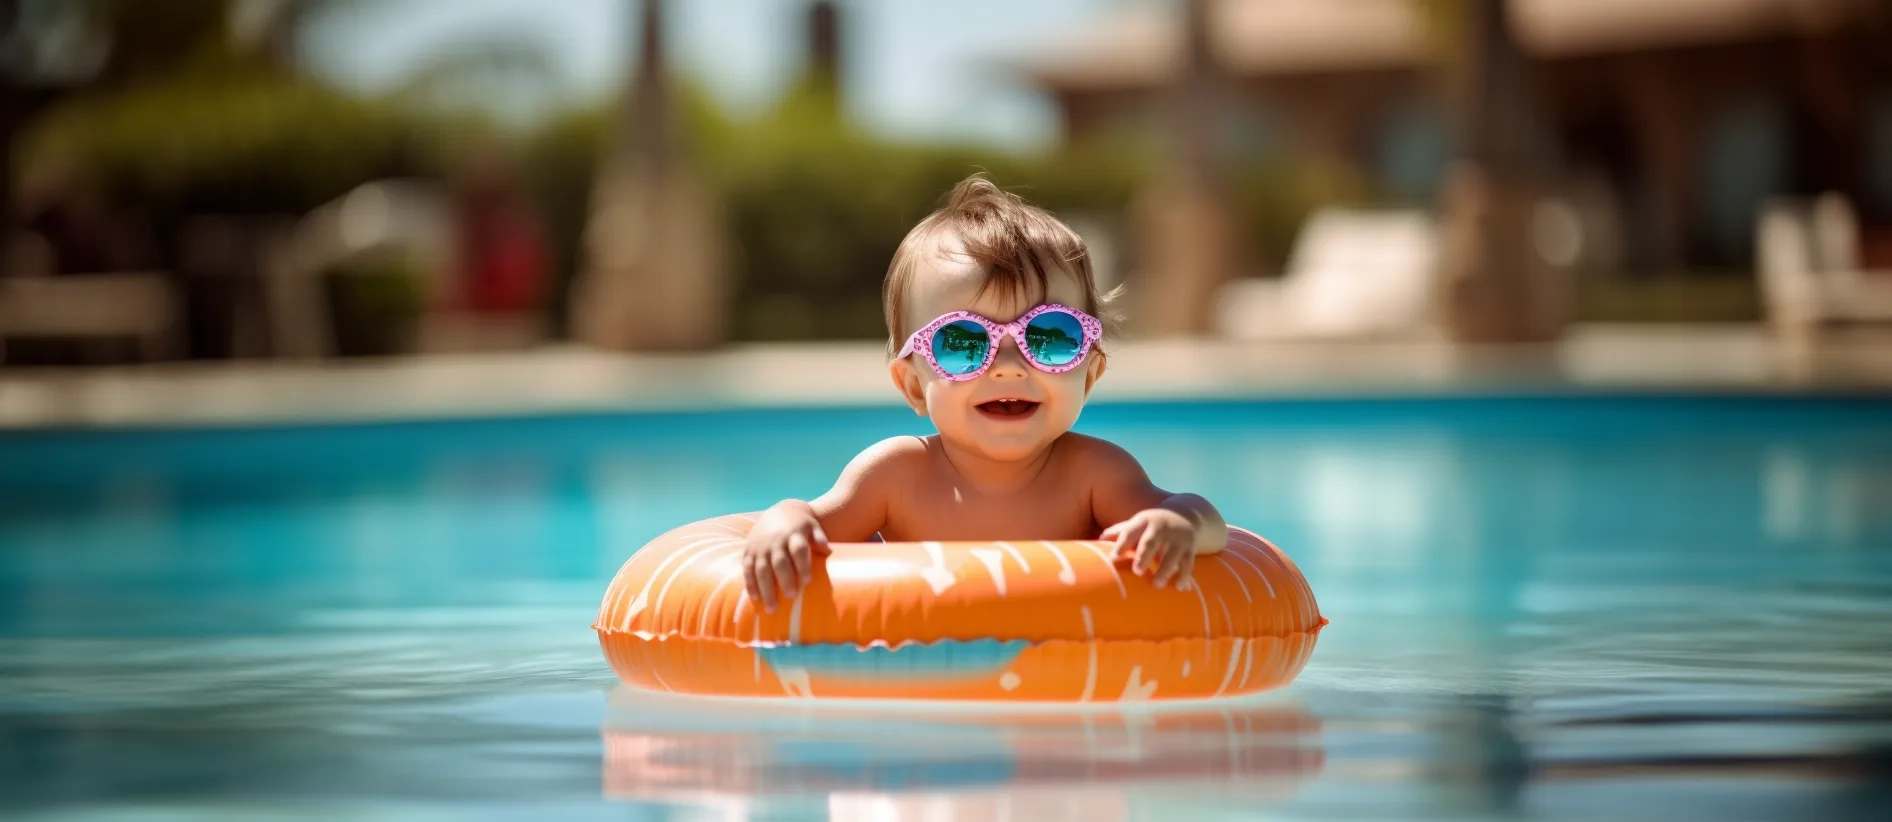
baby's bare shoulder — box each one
[1057,432,1140,471]
[859,434,930,463]
[838,435,930,486]
[1058,434,1165,523]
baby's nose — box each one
[987,338,1029,379]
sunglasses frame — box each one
[895,303,1104,382]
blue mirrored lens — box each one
[1024,311,1085,366]
[931,320,991,375]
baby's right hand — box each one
[743,502,831,613]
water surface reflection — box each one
[2,397,1889,820]
[601,686,1326,818]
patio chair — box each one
[0,230,182,365]
[1756,192,1892,336]
[1211,207,1439,340]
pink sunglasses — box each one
[896,303,1103,382]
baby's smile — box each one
[974,397,1041,420]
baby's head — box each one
[884,175,1114,462]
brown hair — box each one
[883,174,1118,355]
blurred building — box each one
[1013,0,1892,276]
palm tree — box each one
[1421,0,1568,343]
[1132,0,1236,338]
[569,0,725,351]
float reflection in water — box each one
[600,685,1327,814]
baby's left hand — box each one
[1101,508,1197,589]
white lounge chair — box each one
[263,179,457,358]
[1211,207,1439,340]
[0,227,182,366]
[1756,192,1892,336]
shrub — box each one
[17,73,438,218]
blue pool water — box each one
[2,394,1890,820]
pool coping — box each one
[2,324,1889,431]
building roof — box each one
[1012,0,1865,91]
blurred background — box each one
[4,4,1892,820]
[0,0,1887,368]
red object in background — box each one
[454,186,547,314]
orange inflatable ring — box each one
[594,513,1327,702]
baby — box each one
[742,175,1227,612]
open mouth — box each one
[975,399,1041,420]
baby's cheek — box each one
[923,387,969,427]
[924,381,964,411]
[1049,374,1090,406]
[1042,390,1083,427]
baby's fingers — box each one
[741,552,763,604]
[1134,526,1165,579]
[747,551,778,613]
[771,544,800,601]
[1155,538,1193,589]
[1109,521,1145,564]
[788,532,813,586]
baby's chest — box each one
[885,481,1096,542]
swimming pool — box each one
[2,394,1889,820]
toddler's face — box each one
[891,237,1105,463]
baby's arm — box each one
[1083,436,1229,588]
[743,436,913,612]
